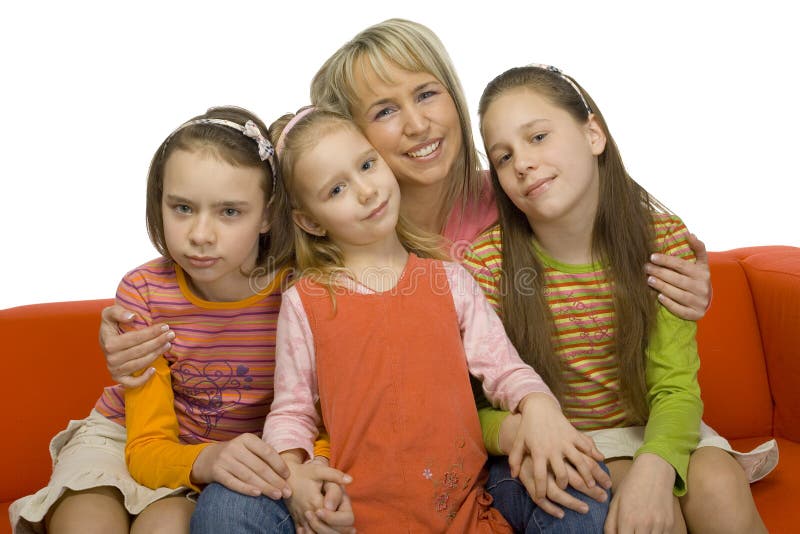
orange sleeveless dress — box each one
[295,255,510,533]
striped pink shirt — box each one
[94,257,283,443]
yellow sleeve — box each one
[124,355,211,491]
[313,430,331,459]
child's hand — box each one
[296,480,356,534]
[190,433,291,498]
[604,453,676,534]
[516,453,609,518]
[510,392,607,500]
[284,455,353,533]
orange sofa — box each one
[2,246,799,533]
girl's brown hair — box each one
[309,18,483,235]
[267,107,446,288]
[478,66,666,422]
[145,106,276,268]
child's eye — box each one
[361,158,375,171]
[174,204,192,214]
[330,184,345,197]
[495,153,511,167]
[223,208,240,217]
[531,133,547,143]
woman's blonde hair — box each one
[310,18,483,233]
[268,107,446,289]
[478,66,669,422]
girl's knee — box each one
[132,496,194,534]
[687,447,748,498]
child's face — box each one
[291,125,401,250]
[482,88,606,228]
[349,60,462,191]
[161,149,269,301]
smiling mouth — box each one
[525,177,555,198]
[406,140,440,158]
[365,200,388,220]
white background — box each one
[2,1,798,310]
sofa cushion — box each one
[741,248,800,442]
[697,252,773,439]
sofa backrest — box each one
[736,247,800,441]
[697,251,774,439]
[0,299,114,502]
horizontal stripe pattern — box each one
[465,213,694,430]
[95,257,281,443]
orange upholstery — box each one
[2,246,799,532]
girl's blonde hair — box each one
[146,106,276,268]
[268,107,446,289]
[309,18,483,233]
[478,66,668,422]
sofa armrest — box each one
[0,299,114,502]
[738,247,800,441]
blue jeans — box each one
[486,456,610,534]
[190,482,293,534]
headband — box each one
[163,118,277,194]
[276,106,317,156]
[528,63,593,115]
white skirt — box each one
[9,409,191,534]
[585,421,778,483]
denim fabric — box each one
[190,482,294,534]
[486,456,610,534]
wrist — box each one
[497,413,522,455]
[517,391,557,414]
[634,452,677,486]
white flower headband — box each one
[163,117,277,196]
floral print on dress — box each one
[423,436,473,521]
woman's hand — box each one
[99,304,173,387]
[190,433,291,499]
[646,233,712,321]
[604,453,676,534]
[509,393,608,501]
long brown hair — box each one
[478,66,666,422]
[267,107,446,290]
[309,18,483,234]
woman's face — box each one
[349,60,462,191]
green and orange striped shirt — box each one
[463,213,703,493]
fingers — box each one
[565,463,609,502]
[248,437,291,480]
[645,261,707,320]
[507,437,525,479]
[322,481,344,511]
[312,491,356,533]
[686,233,709,265]
[533,455,549,500]
[312,466,353,486]
[204,436,292,498]
[105,326,174,386]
